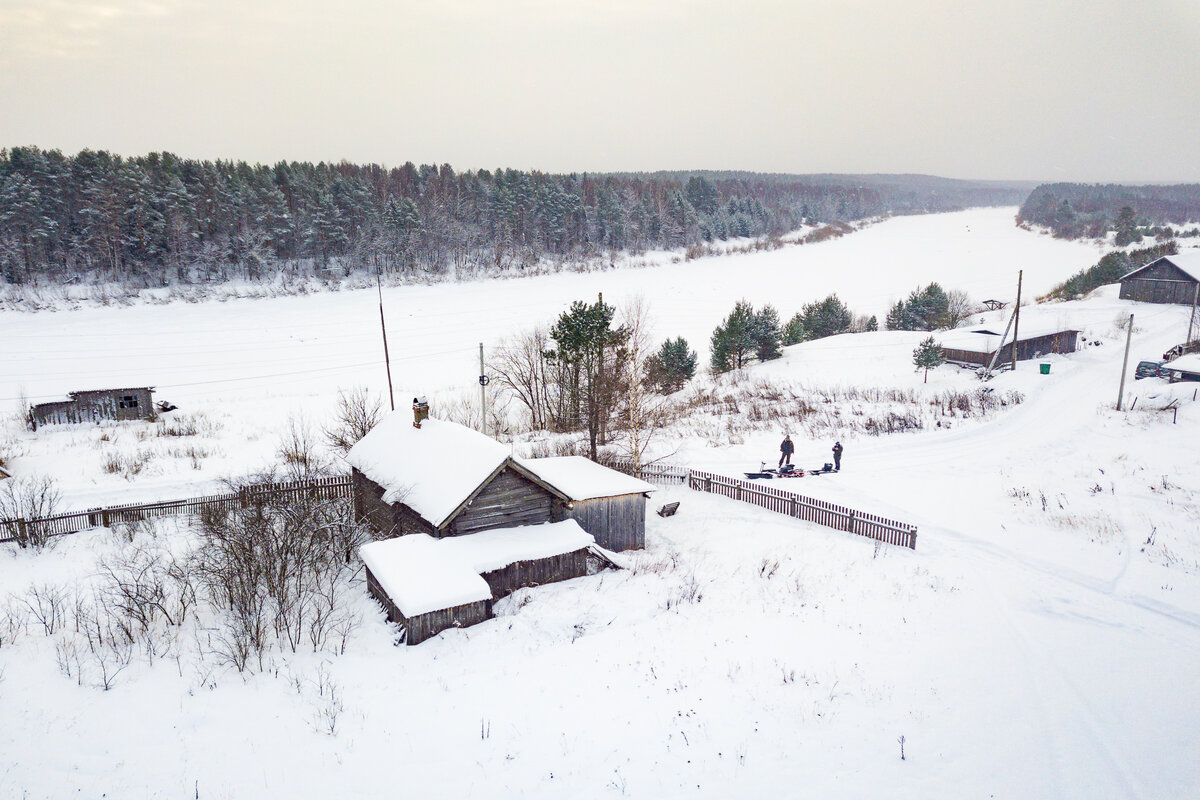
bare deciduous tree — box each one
[324,387,384,454]
[0,475,63,549]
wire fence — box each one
[0,475,353,545]
[611,459,917,550]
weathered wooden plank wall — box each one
[447,468,555,536]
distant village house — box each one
[30,387,155,430]
[936,325,1080,367]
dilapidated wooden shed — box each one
[30,387,155,430]
[1119,253,1200,305]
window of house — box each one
[119,395,139,409]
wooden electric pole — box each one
[1187,283,1199,345]
[479,342,488,436]
[377,274,395,411]
[1117,313,1134,411]
[1011,270,1023,373]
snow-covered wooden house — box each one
[347,399,653,644]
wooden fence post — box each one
[704,476,712,494]
[790,496,797,517]
[909,528,918,550]
[847,512,856,534]
[16,518,27,545]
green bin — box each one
[1039,363,1051,375]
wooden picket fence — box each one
[612,460,917,550]
[0,475,353,545]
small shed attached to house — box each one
[30,387,155,430]
[358,519,594,645]
[519,456,654,551]
[1119,253,1200,305]
[936,325,1081,367]
[1162,353,1200,382]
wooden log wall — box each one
[565,495,646,551]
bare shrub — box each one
[325,387,384,454]
[21,583,67,634]
[0,599,26,648]
[193,492,369,672]
[0,475,63,549]
[277,415,331,480]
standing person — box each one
[832,441,843,471]
[779,434,794,468]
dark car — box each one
[1135,360,1167,380]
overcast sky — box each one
[1,0,1198,181]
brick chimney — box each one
[412,396,429,428]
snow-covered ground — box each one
[2,208,1199,798]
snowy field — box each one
[3,209,1200,798]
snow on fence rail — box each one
[0,475,353,544]
[611,460,917,550]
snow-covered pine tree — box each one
[912,335,946,383]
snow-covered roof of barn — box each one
[359,534,491,617]
[358,520,594,617]
[936,323,1078,354]
[1119,251,1200,282]
[518,456,655,500]
[1164,353,1200,374]
[438,519,594,574]
[345,413,511,527]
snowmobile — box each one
[745,462,804,479]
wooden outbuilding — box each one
[30,387,155,430]
[1162,353,1200,383]
[358,520,594,645]
[937,325,1080,367]
[1119,253,1200,305]
[520,456,654,551]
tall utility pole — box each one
[1187,284,1199,345]
[478,342,488,436]
[1011,270,1023,373]
[377,274,395,411]
[1117,313,1134,411]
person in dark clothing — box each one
[832,441,843,470]
[779,435,794,468]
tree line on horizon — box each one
[0,146,1025,288]
[1018,182,1200,240]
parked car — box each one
[1135,360,1167,380]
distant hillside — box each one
[1018,183,1200,239]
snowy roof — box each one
[346,413,511,527]
[936,324,1079,354]
[517,456,656,500]
[358,521,595,617]
[359,534,492,617]
[437,519,595,574]
[1119,252,1200,282]
[1163,353,1200,374]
